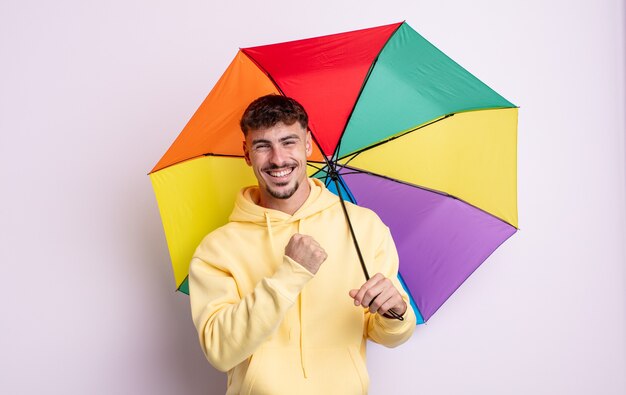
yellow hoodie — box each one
[190,178,415,395]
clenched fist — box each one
[285,233,327,274]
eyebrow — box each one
[280,134,300,142]
[251,134,301,145]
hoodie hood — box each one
[229,178,338,225]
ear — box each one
[305,131,313,158]
[243,140,251,166]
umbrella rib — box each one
[332,22,405,161]
[340,164,453,198]
[338,113,454,162]
[314,173,330,184]
[148,153,246,174]
[306,163,325,172]
[339,164,519,229]
[202,153,245,158]
[338,105,517,161]
[241,49,288,98]
[340,151,362,168]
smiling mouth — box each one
[266,167,294,178]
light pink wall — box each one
[1,1,624,394]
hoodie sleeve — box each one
[189,252,314,372]
[365,226,416,346]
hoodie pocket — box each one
[240,348,265,395]
[347,346,370,394]
[240,347,368,395]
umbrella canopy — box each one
[149,21,518,324]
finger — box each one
[382,295,407,317]
[368,286,396,314]
[290,233,302,242]
[353,276,381,306]
[294,234,314,248]
[309,237,321,248]
[369,273,385,282]
[377,281,407,316]
[361,279,388,308]
[361,273,392,307]
[349,289,359,305]
[302,235,324,253]
[316,249,328,263]
[361,275,391,307]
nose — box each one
[269,146,287,166]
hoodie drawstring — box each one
[297,219,308,378]
[265,211,308,378]
[264,212,277,251]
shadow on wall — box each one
[163,295,228,395]
[139,181,227,395]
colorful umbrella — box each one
[149,21,518,324]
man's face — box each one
[243,121,312,205]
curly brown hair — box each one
[240,94,308,135]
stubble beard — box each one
[266,180,300,200]
[262,161,301,200]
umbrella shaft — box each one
[328,168,370,280]
[328,168,404,321]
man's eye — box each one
[254,144,270,150]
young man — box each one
[189,95,416,394]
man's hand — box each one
[285,233,327,274]
[349,273,407,317]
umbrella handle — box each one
[369,295,405,320]
[385,309,405,321]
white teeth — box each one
[268,168,293,177]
